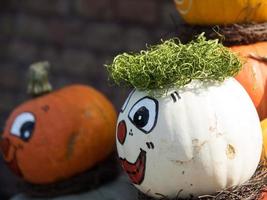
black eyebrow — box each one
[170,91,181,103]
[174,91,181,99]
[170,93,177,102]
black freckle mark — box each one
[174,91,181,99]
[146,142,154,149]
[41,105,50,112]
[182,171,185,174]
[171,91,181,103]
[190,184,193,187]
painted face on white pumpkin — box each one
[117,90,160,185]
[116,79,262,199]
[116,89,186,191]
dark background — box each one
[0,0,182,198]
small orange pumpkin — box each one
[0,62,117,184]
[230,42,267,120]
[174,0,267,25]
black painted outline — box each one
[120,89,136,113]
[128,96,159,134]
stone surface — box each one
[75,0,114,19]
[115,0,158,24]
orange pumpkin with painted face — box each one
[0,63,117,184]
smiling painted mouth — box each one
[8,156,23,177]
[0,138,23,177]
[119,149,146,185]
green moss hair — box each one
[106,34,242,95]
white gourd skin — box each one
[116,78,262,199]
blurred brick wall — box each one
[0,0,181,198]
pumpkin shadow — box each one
[21,152,121,198]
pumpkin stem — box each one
[27,61,53,97]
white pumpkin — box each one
[116,78,262,199]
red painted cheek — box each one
[117,120,127,145]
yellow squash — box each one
[174,0,267,25]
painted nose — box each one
[117,120,127,145]
[0,137,11,158]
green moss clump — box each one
[106,34,242,94]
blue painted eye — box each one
[128,97,158,134]
[10,112,35,142]
[133,106,149,128]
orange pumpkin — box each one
[230,42,267,120]
[174,0,267,25]
[0,63,117,184]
